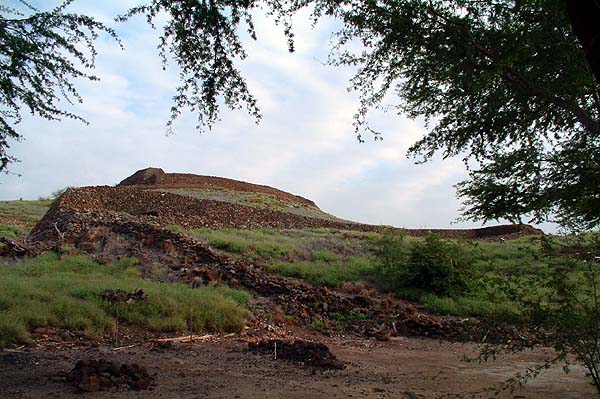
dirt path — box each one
[0,335,594,399]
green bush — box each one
[372,231,474,297]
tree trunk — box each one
[566,0,600,84]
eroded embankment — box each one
[24,201,525,343]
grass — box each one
[0,253,250,348]
[419,293,524,323]
[171,226,376,287]
[170,226,375,262]
[0,199,52,239]
[470,235,547,274]
[0,199,52,224]
[264,257,373,287]
[0,224,23,239]
[164,225,600,324]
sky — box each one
[0,1,553,231]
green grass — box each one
[0,199,52,239]
[173,226,375,262]
[419,293,524,323]
[170,224,599,325]
[470,235,546,274]
[0,199,52,223]
[171,226,377,287]
[0,224,23,239]
[264,257,373,287]
[0,253,250,348]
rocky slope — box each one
[8,168,542,341]
[118,167,317,208]
[29,168,542,239]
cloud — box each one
[0,2,553,231]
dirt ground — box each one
[0,334,594,399]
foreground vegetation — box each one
[0,254,250,348]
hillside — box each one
[27,167,541,241]
[4,168,542,341]
[3,169,592,399]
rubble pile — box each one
[24,205,520,342]
[248,339,345,369]
[67,358,153,391]
[30,184,541,239]
[42,185,371,231]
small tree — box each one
[372,231,474,297]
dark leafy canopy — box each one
[0,0,118,171]
[312,0,599,229]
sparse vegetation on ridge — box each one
[169,226,376,262]
[0,200,52,239]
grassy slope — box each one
[0,254,250,347]
[0,200,251,348]
[0,200,52,239]
[170,226,378,286]
[173,225,598,323]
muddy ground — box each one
[0,333,594,399]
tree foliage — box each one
[314,0,600,229]
[0,0,118,171]
[0,0,299,171]
[116,0,275,132]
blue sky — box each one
[0,1,550,231]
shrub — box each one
[372,231,474,297]
[370,229,410,290]
[406,234,474,296]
